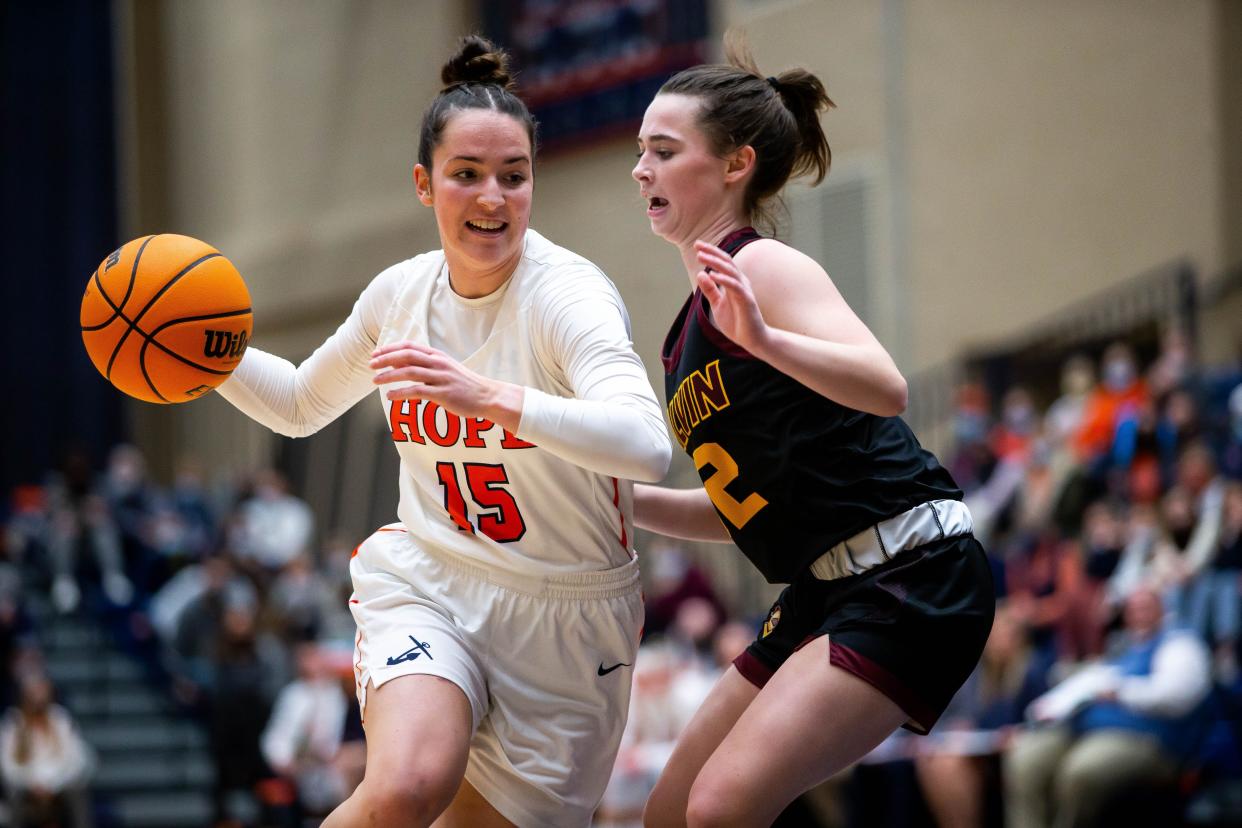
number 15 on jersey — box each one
[435,461,528,543]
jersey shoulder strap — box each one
[718,226,765,257]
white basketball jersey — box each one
[376,230,642,574]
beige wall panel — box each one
[720,0,886,155]
[1219,0,1242,266]
[905,0,1221,368]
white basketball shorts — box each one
[348,525,644,827]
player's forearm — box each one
[633,484,732,542]
[751,328,907,417]
[218,347,367,438]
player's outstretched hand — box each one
[371,341,519,422]
[693,240,770,355]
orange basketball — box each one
[80,234,253,404]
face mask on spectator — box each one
[1103,358,1135,391]
[954,411,987,443]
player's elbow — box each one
[632,440,673,483]
[886,374,909,417]
[863,373,907,418]
[272,419,324,439]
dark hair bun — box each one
[442,35,515,90]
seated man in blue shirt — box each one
[1003,584,1213,828]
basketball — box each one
[80,234,253,404]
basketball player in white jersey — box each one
[216,37,670,828]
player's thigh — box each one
[359,674,474,804]
[432,779,515,828]
[687,635,907,827]
[643,666,759,828]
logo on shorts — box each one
[762,605,781,638]
[386,635,433,665]
[597,661,632,676]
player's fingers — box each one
[701,272,750,306]
[372,364,437,386]
[370,347,437,371]
[384,383,427,400]
[695,248,742,279]
[371,340,436,359]
[696,270,724,303]
[693,239,729,257]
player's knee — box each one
[683,778,753,828]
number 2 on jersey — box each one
[693,442,768,529]
[435,461,527,543]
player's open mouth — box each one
[647,196,669,216]
[466,219,507,236]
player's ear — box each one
[414,165,434,206]
[723,145,756,186]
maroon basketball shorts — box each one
[736,533,995,733]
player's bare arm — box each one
[695,239,907,417]
[633,484,732,542]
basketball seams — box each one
[139,308,254,398]
[82,235,154,332]
[104,247,221,381]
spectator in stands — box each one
[992,387,1038,465]
[1109,393,1164,503]
[666,596,723,667]
[1156,388,1203,487]
[168,554,259,705]
[1003,585,1213,828]
[45,450,132,614]
[1045,355,1095,448]
[1072,342,1147,467]
[1005,532,1076,668]
[141,459,218,592]
[947,380,996,493]
[641,543,726,639]
[100,444,159,593]
[227,469,314,591]
[915,603,1049,828]
[1219,383,1242,480]
[1147,324,1196,399]
[1185,481,1242,680]
[206,603,284,828]
[263,553,336,646]
[168,457,217,562]
[1169,442,1228,613]
[0,673,94,828]
[0,530,33,710]
[261,642,362,819]
[966,387,1039,544]
[1061,500,1126,659]
[1103,502,1166,616]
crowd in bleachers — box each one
[0,447,363,827]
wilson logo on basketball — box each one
[203,329,248,359]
